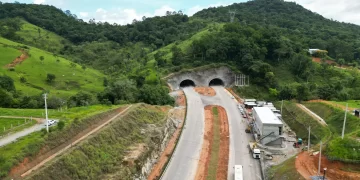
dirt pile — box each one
[195,87,216,96]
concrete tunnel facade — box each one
[165,66,235,90]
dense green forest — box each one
[1,0,360,109]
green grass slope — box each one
[147,23,224,69]
[16,20,70,53]
[0,37,105,97]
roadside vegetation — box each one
[27,104,169,180]
[303,102,360,162]
[267,156,305,180]
[274,101,332,145]
[0,117,36,137]
[207,107,220,180]
[0,104,121,178]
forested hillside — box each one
[1,0,360,107]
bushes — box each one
[327,137,360,162]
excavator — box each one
[249,132,275,159]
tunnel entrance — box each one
[180,79,196,88]
[209,78,224,86]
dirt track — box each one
[9,106,132,178]
[195,105,229,180]
[296,152,360,180]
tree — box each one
[0,75,15,92]
[39,56,44,64]
[0,89,13,107]
[68,91,95,107]
[171,45,184,66]
[46,73,56,84]
[296,84,310,102]
[337,58,345,67]
[138,84,174,105]
[103,77,108,87]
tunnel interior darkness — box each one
[180,79,196,88]
[209,78,224,86]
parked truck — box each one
[248,132,274,159]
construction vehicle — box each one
[249,132,275,159]
[245,125,251,133]
[293,138,303,148]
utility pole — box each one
[318,141,322,175]
[229,10,236,22]
[308,126,311,152]
[341,103,348,139]
[280,100,284,116]
[44,93,49,133]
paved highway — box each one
[162,86,261,180]
[161,87,205,180]
[213,86,262,180]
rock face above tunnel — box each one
[166,66,235,90]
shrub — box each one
[57,121,65,130]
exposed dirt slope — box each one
[296,152,360,180]
[6,50,28,68]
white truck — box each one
[234,165,243,180]
[249,142,261,159]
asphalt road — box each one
[161,87,205,180]
[162,86,261,180]
[0,118,46,147]
[212,86,262,180]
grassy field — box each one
[0,104,122,178]
[0,118,36,137]
[274,101,332,144]
[303,102,360,135]
[330,100,360,109]
[207,107,220,180]
[16,20,69,53]
[267,156,305,180]
[0,37,105,98]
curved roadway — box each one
[161,87,205,180]
[162,86,261,180]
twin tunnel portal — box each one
[179,78,225,88]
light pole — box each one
[323,167,327,180]
[44,93,49,133]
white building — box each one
[253,107,283,145]
[308,49,320,55]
